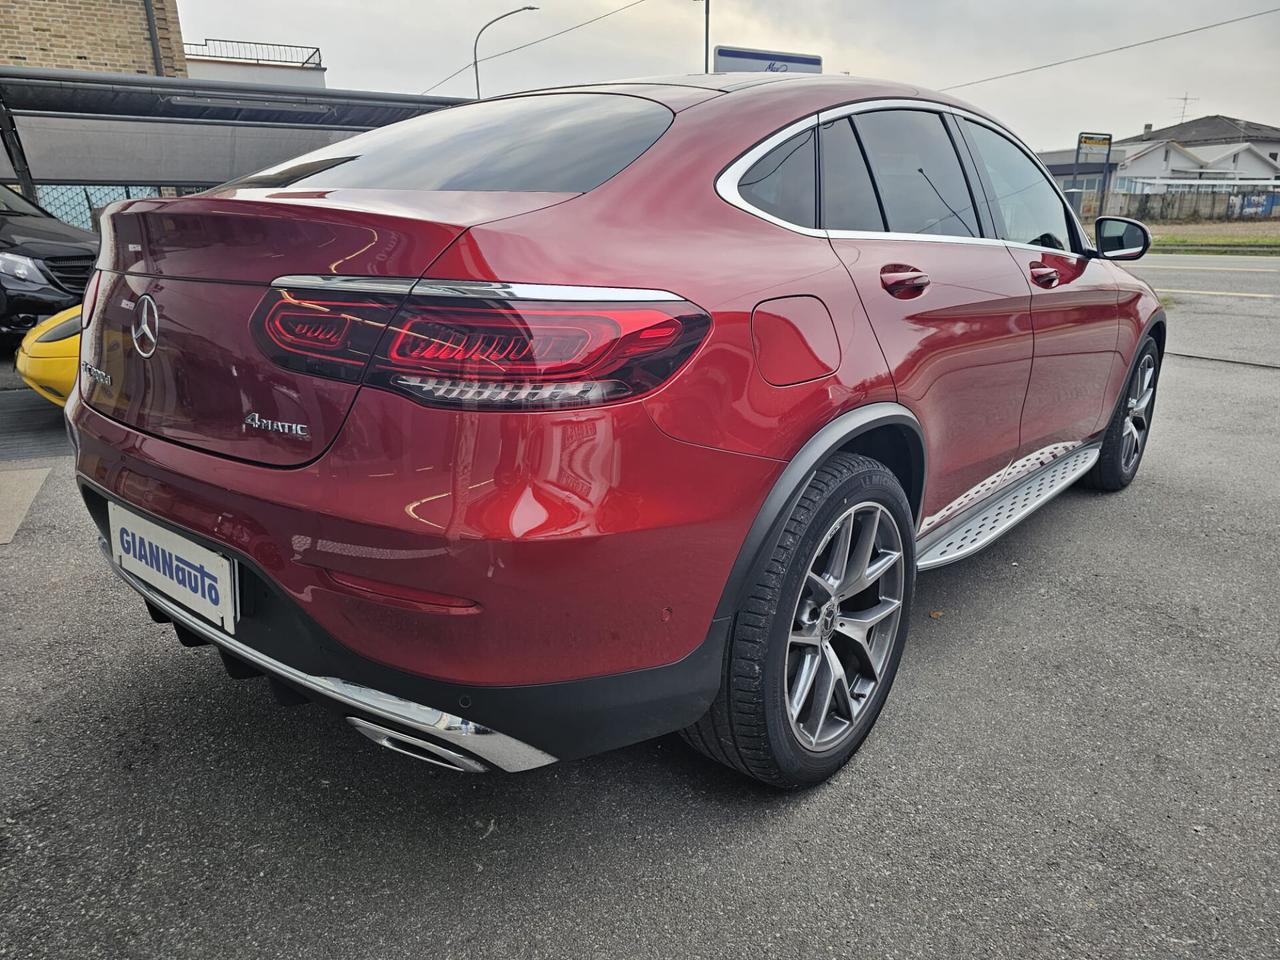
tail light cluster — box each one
[252,284,710,409]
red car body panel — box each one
[74,387,780,685]
[1004,246,1119,457]
[72,74,1164,764]
[827,238,1034,529]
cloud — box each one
[176,0,1280,147]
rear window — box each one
[232,94,674,194]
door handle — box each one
[880,265,930,298]
[1029,262,1060,288]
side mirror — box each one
[1095,217,1151,261]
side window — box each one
[853,110,979,238]
[819,118,885,231]
[962,120,1072,251]
[738,128,817,229]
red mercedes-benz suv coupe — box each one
[70,74,1163,787]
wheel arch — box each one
[1145,309,1167,360]
[712,402,925,621]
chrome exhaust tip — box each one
[346,716,488,773]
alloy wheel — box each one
[1122,354,1157,473]
[785,501,906,753]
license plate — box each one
[108,501,237,634]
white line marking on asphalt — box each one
[1136,264,1279,272]
[1155,288,1278,299]
[0,467,51,545]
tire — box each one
[1082,336,1160,492]
[682,452,916,789]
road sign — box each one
[713,45,822,74]
[1070,132,1114,215]
[1076,132,1113,159]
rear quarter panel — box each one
[424,85,903,462]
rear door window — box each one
[853,110,980,238]
[961,119,1074,251]
[819,118,885,231]
[737,128,817,229]
[231,93,674,193]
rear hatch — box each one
[79,92,675,466]
[80,189,570,466]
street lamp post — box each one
[693,0,710,72]
[473,6,538,100]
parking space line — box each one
[0,466,50,545]
[1154,288,1278,299]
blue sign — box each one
[714,45,822,74]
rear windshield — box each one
[232,93,674,194]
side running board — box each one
[917,444,1101,571]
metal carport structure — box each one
[0,66,463,229]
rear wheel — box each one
[1083,337,1160,491]
[683,453,915,788]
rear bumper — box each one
[73,390,776,762]
[100,538,555,772]
[86,483,730,765]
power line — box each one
[941,7,1280,91]
[422,0,652,95]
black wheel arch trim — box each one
[712,401,925,621]
[1102,309,1166,429]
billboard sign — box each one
[713,45,822,74]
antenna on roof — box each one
[1169,91,1199,124]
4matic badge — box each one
[243,411,310,439]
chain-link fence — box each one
[31,184,207,232]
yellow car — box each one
[16,305,80,407]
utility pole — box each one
[473,6,538,100]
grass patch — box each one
[1147,220,1280,252]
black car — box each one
[1,185,98,342]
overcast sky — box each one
[176,0,1280,149]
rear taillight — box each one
[250,288,404,382]
[251,282,710,410]
[367,297,709,410]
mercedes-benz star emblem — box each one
[132,294,160,358]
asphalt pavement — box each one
[1,257,1278,959]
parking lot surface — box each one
[2,258,1278,959]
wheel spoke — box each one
[788,647,821,721]
[823,513,855,588]
[842,508,880,594]
[804,653,838,743]
[830,655,857,720]
[806,570,835,603]
[1131,387,1154,425]
[789,620,823,647]
[841,597,901,635]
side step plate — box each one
[917,445,1100,571]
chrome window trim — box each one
[713,113,826,239]
[410,279,683,301]
[942,109,1095,258]
[717,96,1097,258]
[271,274,418,295]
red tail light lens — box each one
[251,288,403,382]
[251,283,710,409]
[366,297,710,409]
